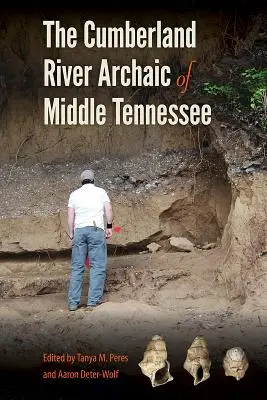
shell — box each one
[138,335,174,387]
[223,347,249,381]
[183,335,211,385]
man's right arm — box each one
[67,207,75,240]
[67,193,75,240]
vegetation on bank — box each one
[202,68,267,131]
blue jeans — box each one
[68,226,107,306]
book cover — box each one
[0,1,266,398]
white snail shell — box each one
[138,335,174,387]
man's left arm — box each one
[102,189,113,239]
[104,201,113,239]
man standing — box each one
[67,169,112,311]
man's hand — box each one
[65,231,74,245]
[68,235,74,246]
[65,231,73,240]
[105,228,112,239]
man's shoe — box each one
[68,305,78,311]
[85,305,97,311]
[96,299,107,305]
[84,299,107,311]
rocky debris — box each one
[126,266,137,287]
[169,237,194,252]
[198,243,217,250]
[152,271,190,289]
[231,157,267,175]
[144,181,160,191]
[0,150,201,219]
[241,158,265,170]
[147,242,161,253]
[126,174,147,186]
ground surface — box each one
[0,249,266,378]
